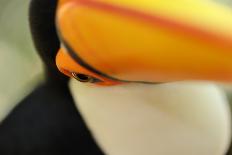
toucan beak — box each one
[56,0,232,85]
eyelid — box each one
[60,44,101,83]
[56,48,119,85]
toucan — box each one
[56,0,232,155]
[0,0,231,155]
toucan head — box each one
[55,0,232,86]
[29,1,232,154]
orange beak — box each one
[56,0,232,85]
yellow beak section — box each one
[56,0,232,84]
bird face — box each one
[55,0,232,86]
[53,1,232,154]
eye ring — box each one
[71,72,93,83]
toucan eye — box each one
[71,72,93,83]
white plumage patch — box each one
[70,80,231,155]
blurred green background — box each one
[0,0,43,120]
[0,0,231,122]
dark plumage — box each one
[0,0,104,154]
[0,83,103,154]
[29,0,67,84]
